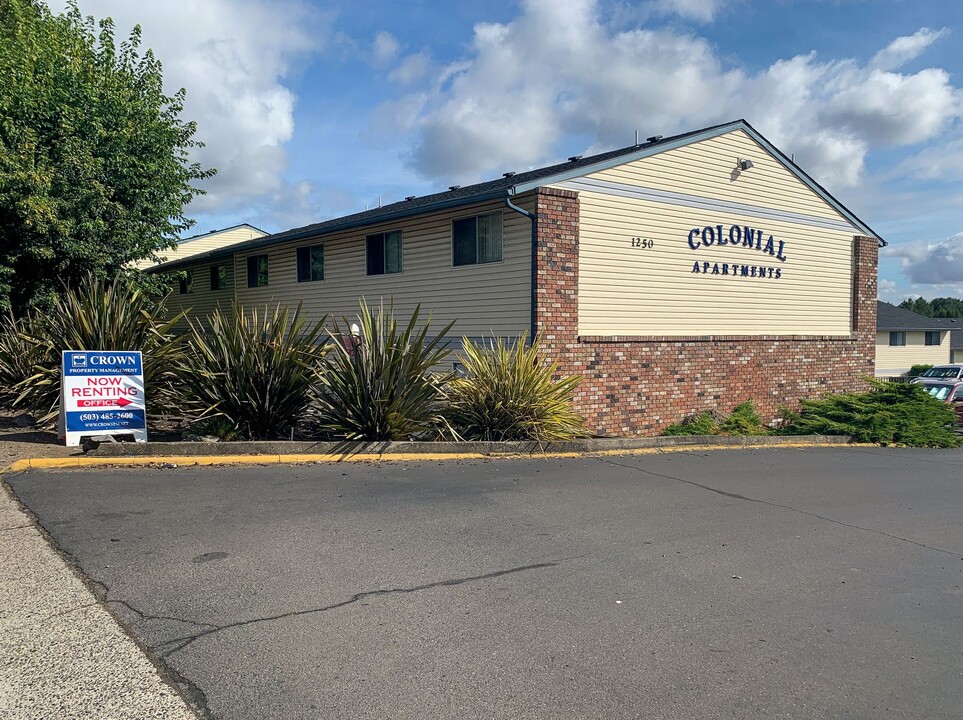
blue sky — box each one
[52,0,963,301]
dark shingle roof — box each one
[876,301,950,331]
[151,119,882,273]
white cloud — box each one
[871,27,949,71]
[884,233,963,285]
[382,0,961,189]
[901,138,963,182]
[50,0,324,215]
[389,52,433,85]
[372,31,400,67]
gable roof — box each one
[178,223,266,244]
[877,301,950,331]
[150,119,883,273]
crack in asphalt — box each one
[152,559,568,659]
[600,457,963,558]
[108,599,220,632]
[0,524,32,532]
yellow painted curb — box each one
[4,442,862,472]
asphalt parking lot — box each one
[7,447,963,719]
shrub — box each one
[14,274,184,425]
[719,401,770,436]
[778,379,961,448]
[0,311,45,409]
[176,302,327,440]
[907,364,933,378]
[311,301,453,441]
[444,334,585,442]
[661,410,720,436]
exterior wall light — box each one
[738,159,754,171]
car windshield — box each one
[925,385,953,401]
[921,367,961,378]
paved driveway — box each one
[7,448,963,719]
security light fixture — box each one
[568,155,583,162]
[738,159,754,171]
[449,185,461,191]
[646,135,663,143]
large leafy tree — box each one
[0,0,214,313]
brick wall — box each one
[533,186,878,436]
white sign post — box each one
[61,351,148,446]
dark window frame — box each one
[452,211,504,267]
[889,331,906,347]
[365,230,403,276]
[296,244,325,283]
[924,330,941,346]
[210,264,227,291]
[246,254,269,288]
[178,270,193,295]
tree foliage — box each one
[898,296,963,318]
[0,0,213,313]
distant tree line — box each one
[898,297,963,318]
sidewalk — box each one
[0,481,196,720]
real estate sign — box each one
[61,351,148,446]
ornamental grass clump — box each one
[444,334,585,442]
[176,302,328,440]
[778,379,961,448]
[14,274,184,424]
[312,301,453,441]
[0,311,45,408]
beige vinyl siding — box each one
[226,197,532,338]
[875,331,950,376]
[554,129,859,337]
[135,225,266,269]
[586,130,846,221]
[952,349,963,364]
[163,262,236,330]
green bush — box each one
[719,401,770,436]
[444,334,585,442]
[176,302,327,440]
[778,379,961,448]
[661,410,720,436]
[14,274,184,425]
[311,301,453,441]
[907,364,933,378]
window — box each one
[366,230,403,275]
[889,331,906,347]
[178,271,192,295]
[925,331,941,346]
[296,245,325,282]
[210,264,227,291]
[247,254,269,287]
[453,211,503,266]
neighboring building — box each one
[939,319,963,364]
[875,301,951,377]
[151,119,882,436]
[134,224,266,270]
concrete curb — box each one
[7,435,854,471]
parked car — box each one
[917,380,963,425]
[910,364,963,383]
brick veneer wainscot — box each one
[532,186,878,436]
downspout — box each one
[504,193,537,342]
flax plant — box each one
[14,274,184,425]
[176,302,328,440]
[0,311,45,408]
[444,334,585,441]
[312,300,454,441]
